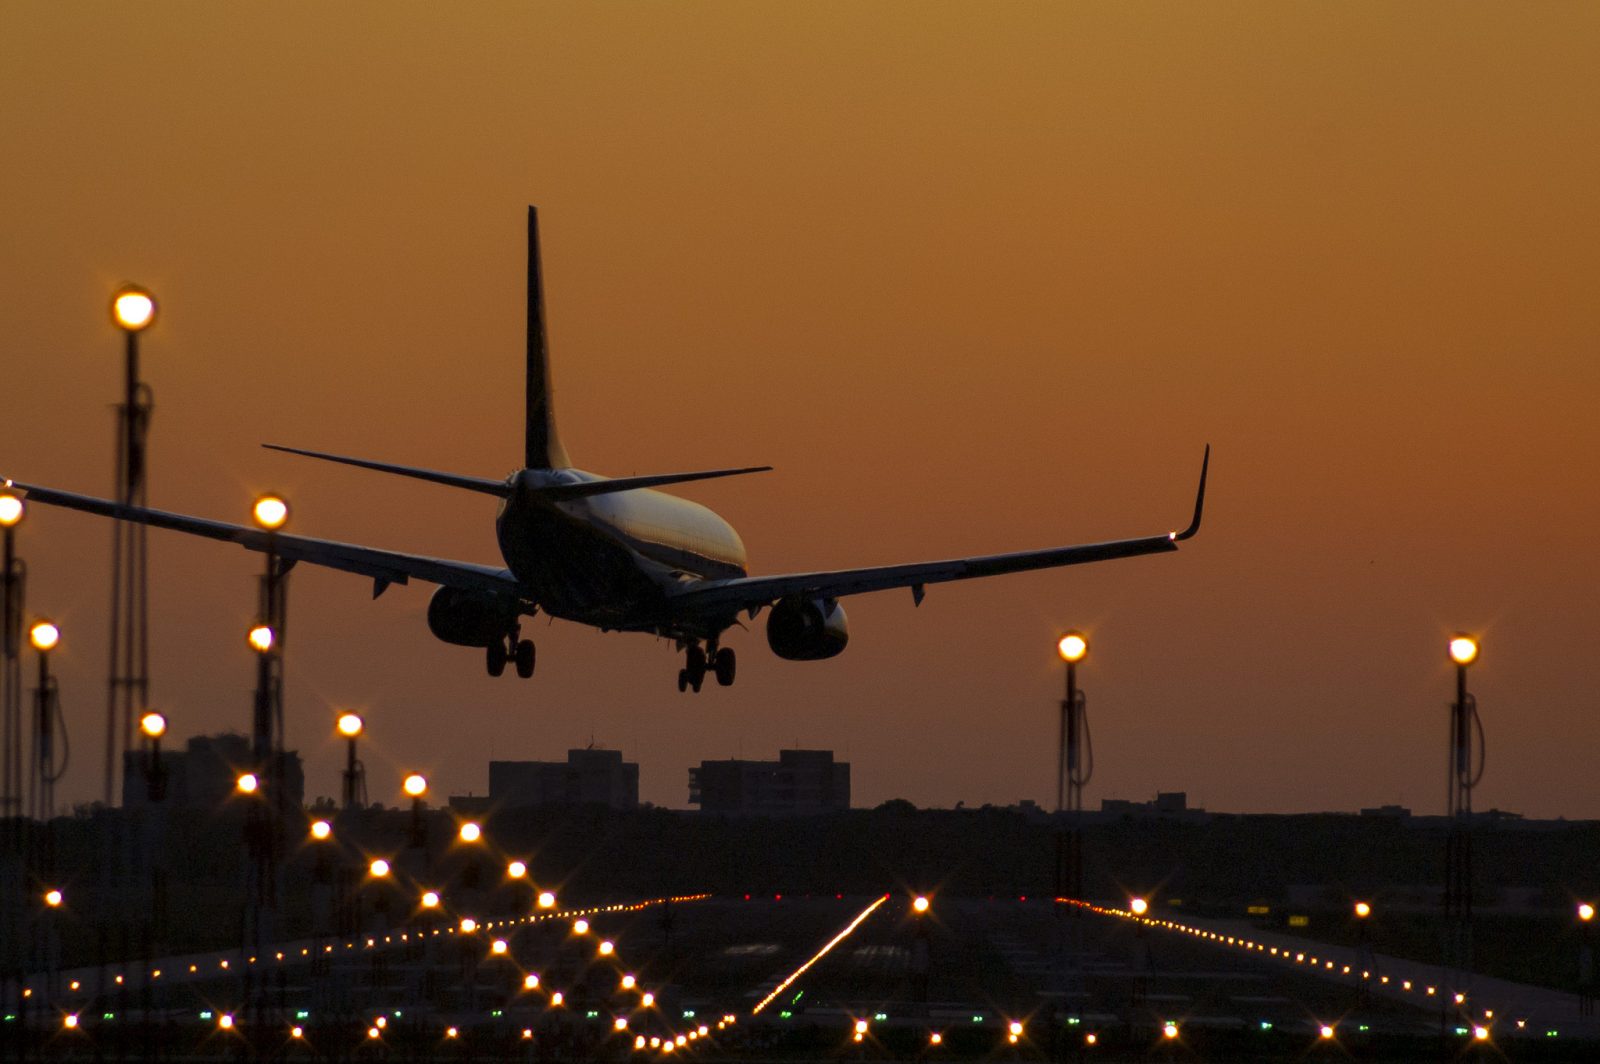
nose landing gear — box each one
[676,641,736,692]
[486,627,536,679]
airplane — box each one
[4,208,1208,693]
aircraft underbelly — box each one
[499,506,664,626]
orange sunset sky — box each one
[3,4,1598,815]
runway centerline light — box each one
[1448,635,1479,666]
[29,621,59,652]
[1057,631,1088,663]
[139,712,166,739]
[337,713,364,738]
[252,494,289,531]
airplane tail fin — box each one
[526,206,570,470]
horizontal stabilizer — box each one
[263,444,511,497]
[541,466,772,501]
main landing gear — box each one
[487,627,536,679]
[677,641,735,693]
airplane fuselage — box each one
[496,468,748,635]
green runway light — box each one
[779,1011,792,1019]
[874,1013,887,1021]
[1358,1024,1369,1032]
[296,1010,309,1019]
[491,1010,503,1017]
[200,1011,213,1020]
[972,1015,983,1023]
[683,1010,695,1018]
[586,1010,599,1018]
[1258,1022,1272,1030]
[103,1012,114,1020]
[1067,1018,1080,1026]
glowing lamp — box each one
[337,713,364,738]
[1354,901,1371,919]
[458,821,481,843]
[0,491,23,527]
[523,974,540,990]
[29,621,59,652]
[621,974,636,989]
[641,992,655,1007]
[459,917,477,933]
[1448,635,1479,667]
[1162,1022,1179,1040]
[252,494,289,531]
[309,819,332,840]
[491,938,508,955]
[1319,1024,1335,1039]
[64,1013,79,1029]
[537,890,557,909]
[219,1014,234,1030]
[369,858,390,878]
[598,939,614,955]
[43,888,63,907]
[507,860,527,879]
[1473,1026,1490,1041]
[139,712,167,739]
[913,895,930,914]
[1580,903,1595,922]
[247,625,274,653]
[421,891,440,909]
[1129,897,1149,916]
[1008,1021,1023,1036]
[1057,631,1088,663]
[236,773,259,794]
[111,286,157,331]
[403,773,427,797]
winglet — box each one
[1171,444,1209,542]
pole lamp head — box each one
[1129,896,1149,916]
[1354,901,1372,919]
[1057,632,1088,664]
[1580,903,1595,923]
[0,489,23,527]
[247,625,275,653]
[252,494,289,532]
[111,285,157,332]
[29,620,60,653]
[139,712,167,740]
[403,774,427,798]
[1448,635,1479,667]
[337,713,364,739]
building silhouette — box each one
[689,748,849,815]
[121,732,303,810]
[478,748,640,810]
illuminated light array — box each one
[752,895,889,1014]
[1056,896,1525,1026]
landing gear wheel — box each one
[713,647,737,687]
[486,640,507,678]
[686,645,708,693]
[514,639,536,679]
[677,669,689,693]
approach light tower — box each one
[106,285,157,804]
[1444,634,1482,993]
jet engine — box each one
[427,586,516,647]
[765,596,849,660]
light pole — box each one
[1353,901,1372,1004]
[0,488,24,827]
[1054,632,1091,1047]
[27,620,63,824]
[338,713,366,810]
[1579,903,1595,1017]
[106,284,157,806]
[1444,634,1481,1004]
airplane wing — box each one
[3,480,519,599]
[668,446,1208,619]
